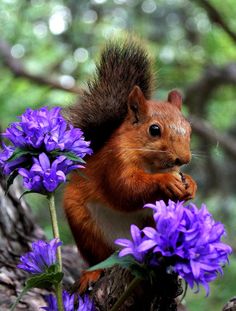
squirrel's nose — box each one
[174,155,191,166]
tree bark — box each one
[0,176,84,310]
[89,266,185,311]
[0,175,188,311]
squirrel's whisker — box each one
[191,153,209,159]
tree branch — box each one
[196,0,236,44]
[185,63,236,115]
[0,39,82,95]
[189,115,236,159]
[184,62,236,159]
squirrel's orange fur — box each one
[63,41,197,291]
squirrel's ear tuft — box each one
[128,85,147,123]
[167,90,182,110]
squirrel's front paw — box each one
[180,173,197,200]
[160,172,197,201]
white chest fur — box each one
[87,201,152,248]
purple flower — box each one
[0,107,92,193]
[0,143,13,165]
[77,295,95,311]
[41,291,74,311]
[41,294,58,311]
[45,124,92,159]
[41,291,95,311]
[2,106,92,158]
[116,200,232,295]
[115,224,148,262]
[4,107,64,149]
[17,238,62,274]
[18,153,84,193]
[19,153,66,193]
[0,143,27,175]
[140,201,187,257]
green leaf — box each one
[88,252,137,271]
[6,170,19,194]
[46,263,60,274]
[26,271,64,289]
[51,150,86,163]
[7,148,34,162]
[19,190,46,199]
[118,256,138,268]
[19,190,36,199]
[88,252,151,281]
[64,152,86,164]
[88,252,121,271]
[10,270,63,311]
[52,272,64,284]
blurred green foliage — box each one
[0,0,236,309]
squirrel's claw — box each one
[181,174,197,200]
[159,172,197,202]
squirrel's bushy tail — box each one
[67,39,154,151]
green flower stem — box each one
[47,192,64,311]
[55,282,64,311]
[110,276,142,311]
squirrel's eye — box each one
[149,124,161,137]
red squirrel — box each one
[63,40,197,290]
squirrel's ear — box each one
[167,90,182,110]
[128,85,147,123]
